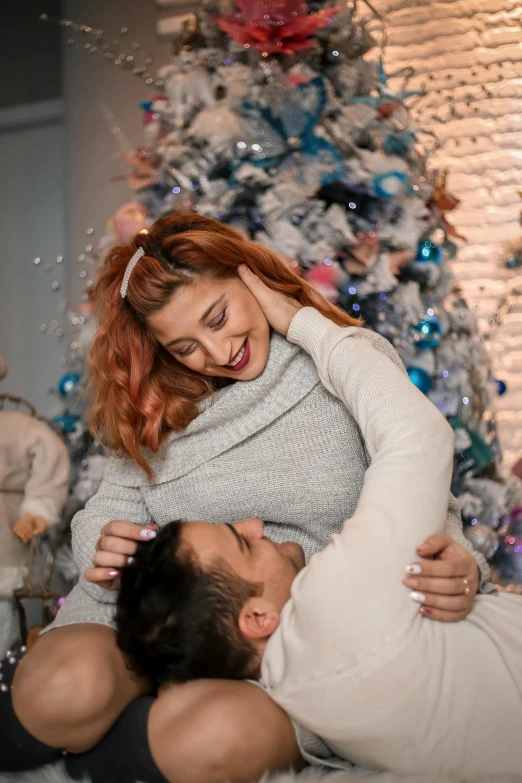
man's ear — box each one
[238,597,280,641]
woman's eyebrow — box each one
[164,294,226,349]
[200,294,226,323]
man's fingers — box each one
[238,264,257,283]
[238,265,269,299]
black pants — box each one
[0,652,167,783]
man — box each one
[116,313,522,778]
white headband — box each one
[120,247,145,298]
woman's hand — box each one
[402,534,479,622]
[84,520,158,591]
[238,265,302,336]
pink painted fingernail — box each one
[140,529,157,539]
[420,607,432,616]
[410,591,426,604]
[405,564,422,575]
[106,570,119,577]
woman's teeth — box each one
[228,343,246,367]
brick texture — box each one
[370,0,522,472]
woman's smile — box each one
[224,338,250,371]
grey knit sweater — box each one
[47,311,490,633]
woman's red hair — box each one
[88,213,360,478]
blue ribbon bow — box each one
[237,76,345,187]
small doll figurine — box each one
[0,356,70,655]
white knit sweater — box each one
[261,307,522,777]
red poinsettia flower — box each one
[214,0,340,55]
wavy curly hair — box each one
[88,213,360,478]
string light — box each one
[39,13,155,85]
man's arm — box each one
[262,308,454,685]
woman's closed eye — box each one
[175,309,228,357]
[177,343,196,357]
[209,307,227,329]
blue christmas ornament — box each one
[495,379,508,396]
[53,413,81,433]
[382,131,416,158]
[407,366,432,395]
[416,240,442,264]
[505,250,522,269]
[412,316,443,350]
[373,171,408,200]
[58,372,81,398]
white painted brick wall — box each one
[370,0,522,472]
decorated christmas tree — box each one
[41,0,522,589]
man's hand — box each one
[237,265,302,336]
[403,534,479,622]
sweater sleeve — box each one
[288,308,492,592]
[71,473,153,605]
[262,308,455,686]
[445,493,493,592]
[287,305,454,540]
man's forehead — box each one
[181,520,231,557]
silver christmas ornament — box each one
[465,523,499,560]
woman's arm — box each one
[71,475,153,604]
[445,493,493,593]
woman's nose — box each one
[202,336,231,367]
[234,519,264,539]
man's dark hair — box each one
[115,521,259,686]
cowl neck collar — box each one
[106,332,320,487]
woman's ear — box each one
[238,597,280,641]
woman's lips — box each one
[225,338,250,372]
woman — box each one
[2,214,489,783]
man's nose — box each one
[234,519,264,539]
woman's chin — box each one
[232,341,269,381]
[244,351,271,380]
[235,362,264,382]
